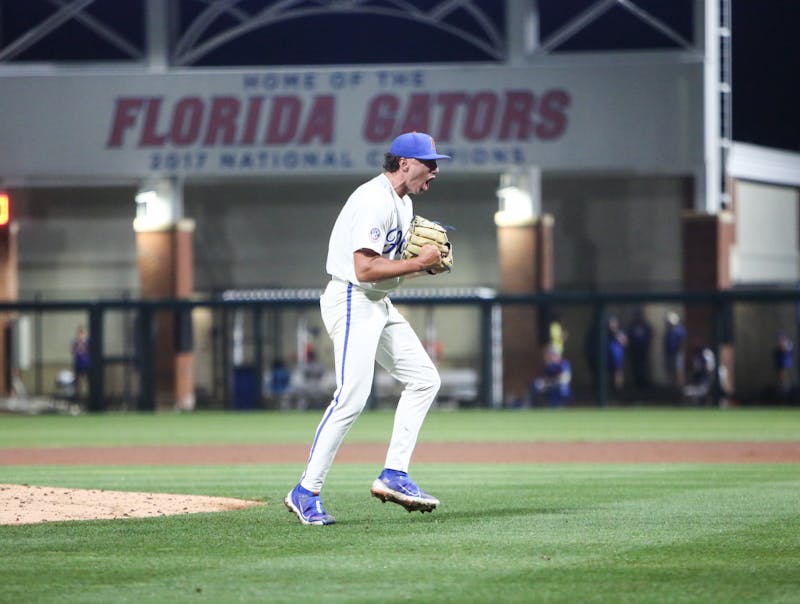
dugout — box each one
[1,1,798,408]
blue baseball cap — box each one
[389,132,451,160]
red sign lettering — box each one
[266,96,301,144]
[464,92,497,140]
[362,89,570,143]
[400,93,431,134]
[537,90,571,140]
[141,98,167,146]
[204,97,240,145]
[363,94,400,142]
[300,96,335,143]
[106,89,569,149]
[171,97,203,146]
[241,97,264,145]
[106,98,146,147]
[498,91,535,140]
[437,92,467,140]
[106,94,336,148]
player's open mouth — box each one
[422,177,434,191]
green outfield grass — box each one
[1,407,800,448]
[1,408,799,603]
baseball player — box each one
[285,132,451,525]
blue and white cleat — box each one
[370,469,440,513]
[284,484,336,525]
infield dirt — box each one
[2,441,798,525]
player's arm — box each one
[353,246,441,282]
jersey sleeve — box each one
[349,189,396,256]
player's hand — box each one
[415,243,443,271]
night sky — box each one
[1,0,798,152]
[732,0,800,152]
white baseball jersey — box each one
[325,173,413,293]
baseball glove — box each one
[402,215,454,274]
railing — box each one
[2,286,799,411]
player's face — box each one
[403,157,439,194]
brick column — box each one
[136,219,195,410]
[682,211,736,398]
[0,223,18,394]
[497,214,554,403]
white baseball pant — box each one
[299,279,440,493]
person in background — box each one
[683,339,716,404]
[531,345,572,407]
[547,311,568,357]
[607,315,628,394]
[70,325,91,400]
[294,349,327,410]
[583,313,602,393]
[773,331,794,401]
[663,311,687,389]
[626,309,653,392]
[269,358,292,409]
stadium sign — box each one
[0,64,701,180]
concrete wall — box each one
[15,186,139,300]
[733,180,800,283]
[545,174,690,291]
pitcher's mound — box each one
[0,483,263,525]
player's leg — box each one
[299,284,387,491]
[370,302,441,512]
[376,303,440,472]
[286,284,389,524]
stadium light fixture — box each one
[494,168,540,226]
[0,192,10,227]
[134,179,182,231]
